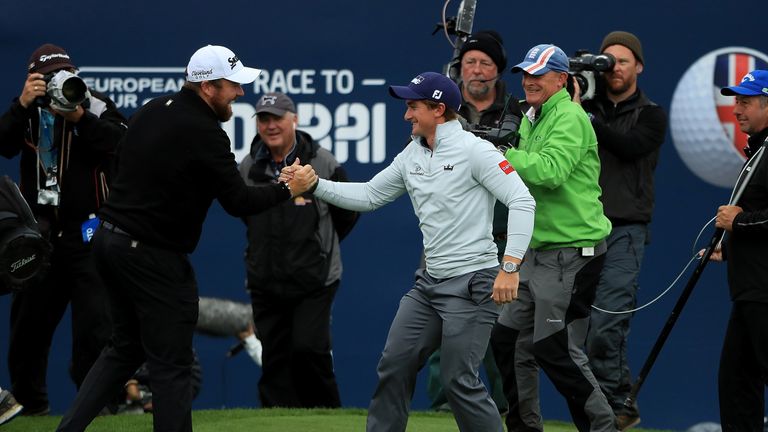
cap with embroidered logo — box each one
[254,92,296,116]
[28,43,76,74]
[388,72,461,111]
[186,45,262,84]
[511,44,569,76]
[721,70,768,97]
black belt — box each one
[100,220,132,237]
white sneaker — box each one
[0,390,23,425]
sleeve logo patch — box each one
[498,160,514,174]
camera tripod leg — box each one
[624,228,721,409]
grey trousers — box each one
[493,244,617,432]
[366,267,503,432]
[586,224,647,415]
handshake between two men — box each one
[281,158,319,197]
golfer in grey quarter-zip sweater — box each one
[304,71,535,432]
[314,117,533,277]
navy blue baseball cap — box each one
[511,44,569,76]
[721,70,768,97]
[388,72,462,111]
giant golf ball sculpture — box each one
[671,47,768,188]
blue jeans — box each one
[586,224,648,415]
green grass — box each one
[2,408,675,432]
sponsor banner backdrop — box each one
[0,1,765,429]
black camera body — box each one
[568,50,615,100]
[433,0,520,150]
[466,98,523,150]
[34,70,88,112]
[469,112,521,150]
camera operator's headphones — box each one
[449,31,507,83]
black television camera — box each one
[432,0,477,81]
[567,50,615,101]
[34,69,88,112]
[468,99,522,150]
[432,1,522,149]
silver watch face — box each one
[502,261,520,273]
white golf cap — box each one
[186,45,262,84]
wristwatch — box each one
[279,181,292,198]
[501,261,521,273]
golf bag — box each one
[0,175,51,295]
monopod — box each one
[624,139,768,410]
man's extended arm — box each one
[313,151,408,212]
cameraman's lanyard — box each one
[36,109,60,194]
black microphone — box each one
[469,74,501,84]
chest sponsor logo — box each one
[410,164,425,176]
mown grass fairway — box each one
[1,408,675,431]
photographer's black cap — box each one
[600,31,644,65]
[28,44,76,74]
[459,30,507,71]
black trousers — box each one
[8,231,111,412]
[718,301,768,432]
[250,280,341,408]
[57,228,198,432]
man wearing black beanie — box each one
[456,30,510,125]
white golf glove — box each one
[243,333,263,366]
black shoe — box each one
[20,403,50,416]
[617,413,641,431]
[0,390,23,425]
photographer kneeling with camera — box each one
[0,43,127,416]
